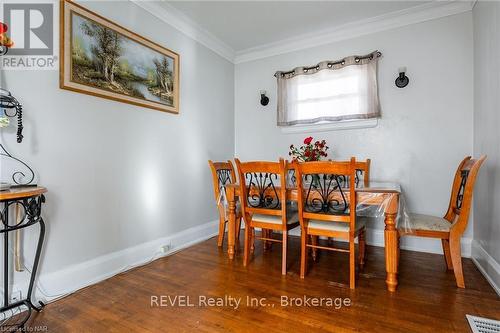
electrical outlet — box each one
[10,290,22,303]
[160,244,172,253]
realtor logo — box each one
[1,2,56,70]
[4,3,53,55]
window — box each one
[275,51,381,129]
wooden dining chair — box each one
[399,155,486,288]
[235,158,300,275]
[355,159,371,187]
[294,158,366,289]
[325,159,370,256]
[208,160,242,247]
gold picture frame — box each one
[60,0,179,114]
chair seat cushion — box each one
[307,217,366,232]
[410,213,451,232]
[252,209,298,225]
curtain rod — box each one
[275,50,382,78]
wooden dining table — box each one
[224,182,402,292]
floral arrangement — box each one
[0,22,14,54]
[289,136,329,162]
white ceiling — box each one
[163,1,431,51]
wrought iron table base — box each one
[1,195,46,330]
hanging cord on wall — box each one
[15,106,23,144]
[0,88,36,186]
[0,88,23,143]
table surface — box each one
[226,181,401,193]
[354,181,401,193]
[0,186,47,201]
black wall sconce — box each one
[260,90,269,106]
[395,67,409,88]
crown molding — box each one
[130,0,235,63]
[234,0,475,64]
[130,1,474,65]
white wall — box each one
[472,0,500,294]
[0,1,489,300]
[235,13,474,253]
[0,1,234,296]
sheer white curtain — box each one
[276,51,381,126]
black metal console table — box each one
[0,186,46,329]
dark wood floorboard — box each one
[14,234,500,332]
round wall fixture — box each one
[260,90,269,106]
[395,67,409,88]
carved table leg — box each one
[384,194,400,292]
[226,185,236,260]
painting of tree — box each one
[150,57,174,102]
[81,20,122,83]
[61,0,179,114]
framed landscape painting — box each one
[60,0,179,114]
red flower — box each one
[288,137,330,162]
[0,23,7,34]
[304,136,313,145]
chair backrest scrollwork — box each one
[303,173,349,214]
[294,158,358,229]
[235,159,288,225]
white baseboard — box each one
[33,220,219,303]
[471,240,500,296]
[288,228,472,257]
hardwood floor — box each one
[18,234,500,332]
